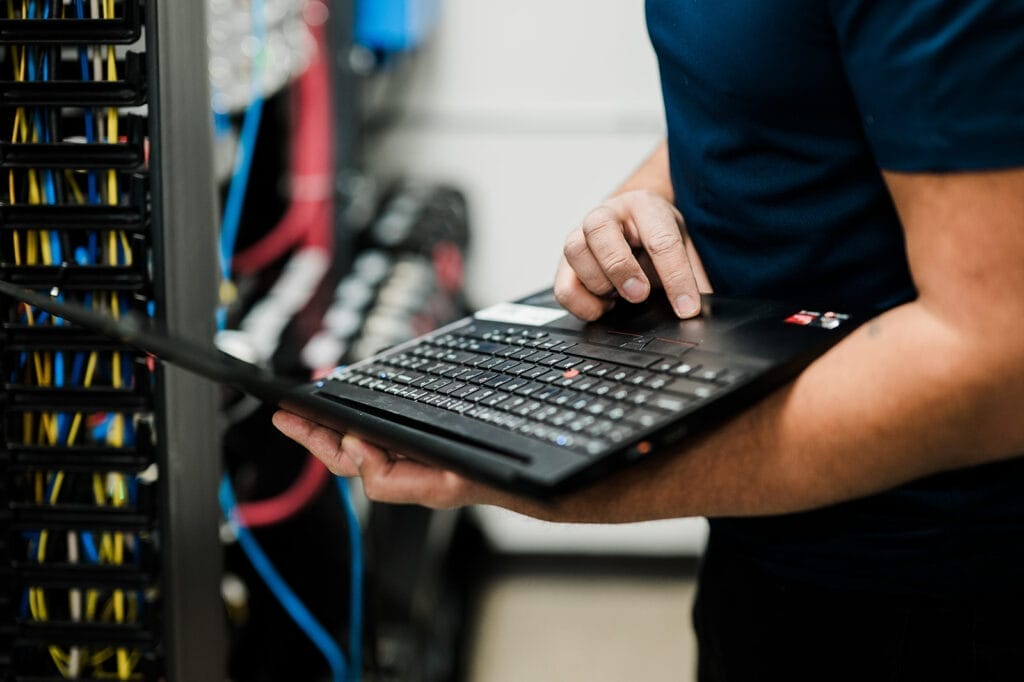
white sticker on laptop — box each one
[474,302,567,326]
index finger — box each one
[631,200,701,318]
[272,410,350,475]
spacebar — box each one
[567,343,659,369]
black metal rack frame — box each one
[0,0,223,678]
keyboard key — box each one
[540,353,569,367]
[607,426,635,443]
[652,360,677,373]
[715,369,749,385]
[629,390,653,406]
[507,362,537,376]
[550,390,579,406]
[610,387,632,402]
[514,381,546,397]
[534,385,561,401]
[606,406,627,420]
[392,371,426,384]
[442,351,477,364]
[502,378,530,393]
[537,370,564,383]
[665,378,718,399]
[458,368,484,382]
[496,396,527,411]
[570,396,592,411]
[608,368,632,382]
[691,367,723,383]
[510,347,538,360]
[549,410,577,427]
[484,374,514,388]
[644,375,670,390]
[438,381,467,395]
[432,396,455,410]
[482,391,511,407]
[551,433,576,448]
[555,356,581,370]
[468,388,496,403]
[652,395,692,412]
[466,341,508,354]
[451,384,480,399]
[492,359,520,373]
[625,409,663,428]
[523,365,551,380]
[533,406,560,423]
[514,401,544,417]
[479,357,505,370]
[422,378,452,391]
[568,415,596,432]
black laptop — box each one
[0,281,861,498]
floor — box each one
[467,561,699,682]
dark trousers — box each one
[693,542,1024,682]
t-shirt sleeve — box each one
[829,0,1024,172]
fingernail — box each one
[675,294,700,318]
[622,277,646,302]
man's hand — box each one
[272,409,673,522]
[272,410,530,511]
[554,189,711,321]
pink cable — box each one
[233,20,334,275]
[236,455,332,528]
[234,16,336,527]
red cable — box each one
[232,20,334,274]
[236,455,332,528]
[233,17,337,526]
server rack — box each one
[0,1,224,679]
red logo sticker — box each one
[785,313,815,326]
[785,310,849,329]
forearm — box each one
[614,139,673,200]
[520,300,1024,523]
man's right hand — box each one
[554,189,709,321]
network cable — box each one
[336,477,364,681]
[220,475,349,682]
[213,1,364,678]
[4,2,146,677]
[218,0,267,328]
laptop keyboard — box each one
[332,322,751,457]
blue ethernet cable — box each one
[218,0,267,301]
[335,477,363,682]
[219,476,348,682]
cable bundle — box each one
[1,1,158,679]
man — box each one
[275,1,1024,678]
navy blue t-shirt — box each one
[646,0,1024,596]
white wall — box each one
[369,0,708,555]
[368,0,666,307]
